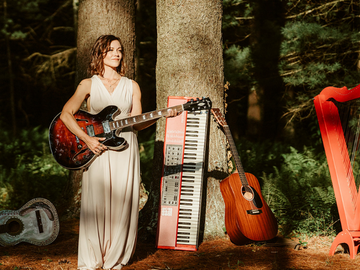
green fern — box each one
[0,125,68,211]
[237,139,336,237]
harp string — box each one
[335,99,360,209]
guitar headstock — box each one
[211,108,227,127]
[183,97,212,112]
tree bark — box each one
[66,0,136,218]
[140,0,227,241]
[76,0,136,84]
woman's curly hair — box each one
[88,35,126,76]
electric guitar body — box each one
[49,105,126,170]
[49,98,212,170]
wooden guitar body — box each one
[49,105,126,170]
[211,108,278,245]
[220,172,278,244]
[49,98,212,170]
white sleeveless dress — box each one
[78,75,140,270]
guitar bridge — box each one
[246,209,262,215]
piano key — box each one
[179,196,201,202]
[182,171,203,178]
[177,224,201,230]
[157,101,208,250]
[177,232,199,239]
[179,213,200,220]
[177,219,201,226]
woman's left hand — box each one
[167,108,180,118]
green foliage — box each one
[223,0,251,29]
[223,0,254,88]
[138,130,155,190]
[0,124,68,212]
[224,45,253,87]
[222,3,359,239]
[1,0,76,129]
[279,1,360,121]
[236,138,290,176]
[238,139,337,236]
[222,0,360,133]
[2,0,49,37]
[280,21,360,91]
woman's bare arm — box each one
[60,79,107,154]
[131,81,178,131]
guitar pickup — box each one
[102,120,110,133]
[86,125,95,137]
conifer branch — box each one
[33,0,72,31]
[235,16,254,20]
[285,0,347,19]
[280,70,302,77]
[283,99,315,124]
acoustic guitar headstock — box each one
[211,108,228,127]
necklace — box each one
[100,76,120,92]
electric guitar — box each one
[0,198,60,247]
[211,108,278,244]
[49,97,212,170]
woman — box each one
[60,35,175,270]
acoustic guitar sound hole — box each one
[241,185,254,201]
[6,218,24,236]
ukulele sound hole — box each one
[241,185,254,201]
[6,218,24,236]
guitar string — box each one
[220,116,259,212]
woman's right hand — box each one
[84,136,108,155]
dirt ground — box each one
[1,219,360,270]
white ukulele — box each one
[0,198,60,246]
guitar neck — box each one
[223,125,248,186]
[109,104,184,131]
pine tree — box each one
[222,0,360,140]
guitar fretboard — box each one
[109,104,184,131]
[223,126,248,186]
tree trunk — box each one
[66,0,136,218]
[251,0,285,140]
[76,0,135,84]
[140,0,227,241]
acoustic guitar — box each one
[0,198,60,246]
[49,97,212,170]
[211,108,278,244]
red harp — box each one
[314,84,360,259]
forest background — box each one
[0,0,359,241]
